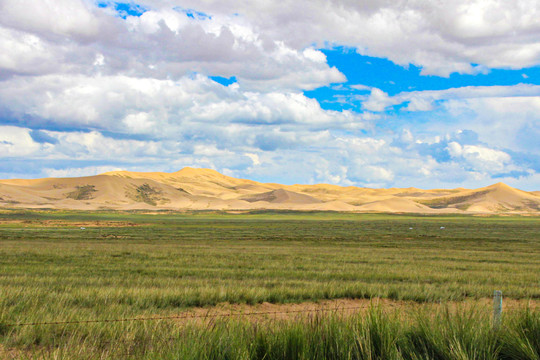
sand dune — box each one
[415,182,540,213]
[1,168,539,213]
[357,198,433,213]
[104,167,274,199]
[241,189,323,204]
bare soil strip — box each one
[0,219,142,227]
[170,297,540,324]
[2,298,537,359]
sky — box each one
[0,0,539,190]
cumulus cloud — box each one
[0,0,539,189]
[358,84,540,155]
[0,77,535,188]
[362,84,540,112]
[0,0,104,38]
[0,0,344,90]
[44,166,125,178]
[139,0,540,76]
[0,128,163,161]
[3,0,539,85]
[0,122,536,189]
[361,88,396,112]
[0,126,44,157]
[447,142,512,172]
[0,73,365,139]
[443,96,540,152]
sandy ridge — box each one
[1,167,539,213]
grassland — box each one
[0,210,539,359]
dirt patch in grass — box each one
[0,344,31,360]
[0,219,144,227]
[166,297,540,324]
[100,234,129,238]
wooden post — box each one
[493,290,502,329]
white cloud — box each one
[1,0,539,85]
[93,53,105,67]
[0,0,103,39]
[302,48,327,63]
[244,153,261,166]
[447,142,512,172]
[363,84,540,112]
[341,137,387,156]
[0,1,345,91]
[0,73,366,138]
[0,123,536,189]
[49,131,164,160]
[0,27,60,76]
[0,126,42,156]
[141,0,540,76]
[358,84,540,154]
[44,166,124,178]
[122,112,156,133]
[404,97,433,112]
[0,0,539,189]
[0,128,168,163]
[360,165,394,183]
[362,88,396,112]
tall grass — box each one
[2,306,537,359]
[499,309,540,360]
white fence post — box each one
[493,290,502,330]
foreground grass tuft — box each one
[1,307,539,359]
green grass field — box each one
[0,210,539,359]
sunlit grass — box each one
[1,307,539,359]
[0,210,538,358]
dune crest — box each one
[1,169,539,213]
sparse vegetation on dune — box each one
[416,190,490,209]
[2,168,540,213]
[125,183,165,206]
[0,211,538,358]
[65,185,97,201]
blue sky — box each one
[0,0,539,189]
[306,48,540,111]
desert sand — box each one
[1,167,539,213]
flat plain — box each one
[0,210,539,359]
